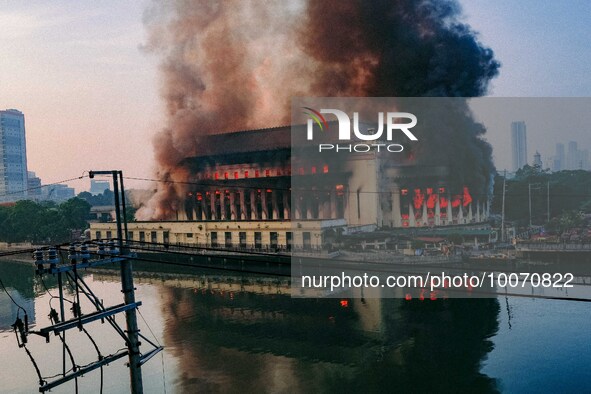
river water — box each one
[0,260,589,393]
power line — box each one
[0,174,87,199]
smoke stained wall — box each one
[139,0,500,219]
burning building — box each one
[91,0,500,249]
[92,120,490,249]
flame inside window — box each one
[413,189,424,210]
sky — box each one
[0,0,590,193]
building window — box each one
[151,231,157,243]
[186,233,193,238]
[254,232,262,249]
[286,232,292,251]
[106,230,112,239]
[239,232,246,248]
[95,231,101,240]
[211,232,218,247]
[303,232,311,250]
[139,231,145,242]
[128,231,133,241]
[270,232,278,249]
[163,231,170,244]
[225,232,232,248]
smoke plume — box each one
[138,0,499,219]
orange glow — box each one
[336,184,344,196]
[311,166,317,174]
[214,172,219,180]
[439,187,445,194]
[323,164,329,173]
[244,170,249,178]
[340,300,349,307]
[401,189,408,195]
[234,171,239,179]
[452,195,462,208]
[266,189,272,193]
[427,188,433,195]
[463,186,473,207]
[440,196,448,208]
[427,193,438,209]
[265,169,270,177]
[224,172,228,180]
[255,170,260,177]
[413,188,424,210]
[405,293,412,301]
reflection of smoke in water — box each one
[139,0,500,219]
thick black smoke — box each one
[139,0,499,219]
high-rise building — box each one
[555,143,565,171]
[0,109,29,202]
[511,121,527,171]
[27,171,42,200]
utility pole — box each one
[22,170,161,394]
[91,170,143,394]
[501,170,506,242]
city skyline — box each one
[0,1,590,192]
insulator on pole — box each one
[47,248,59,269]
[33,249,45,271]
[80,243,90,262]
[68,244,77,264]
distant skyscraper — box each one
[0,109,29,202]
[511,121,527,171]
[533,151,542,167]
[567,141,578,170]
[555,143,565,171]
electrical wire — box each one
[0,174,87,199]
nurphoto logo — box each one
[302,107,418,153]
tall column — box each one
[250,190,258,220]
[271,190,279,220]
[422,201,428,226]
[409,203,416,227]
[220,191,227,220]
[210,190,217,220]
[201,193,208,220]
[446,193,452,223]
[261,191,269,220]
[458,203,464,223]
[306,195,313,219]
[435,196,441,226]
[468,203,473,222]
[283,190,291,219]
[239,191,247,220]
[392,187,402,227]
[330,190,337,219]
[476,202,481,222]
[230,191,237,220]
[295,192,302,220]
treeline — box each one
[0,198,91,244]
[491,165,591,226]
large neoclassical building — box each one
[91,124,489,250]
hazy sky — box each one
[0,0,590,192]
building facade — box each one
[0,109,28,202]
[91,126,490,249]
[511,121,527,172]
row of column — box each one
[292,191,340,220]
[391,187,489,227]
[185,189,344,221]
[187,189,290,221]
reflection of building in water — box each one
[91,126,490,250]
[143,273,500,392]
